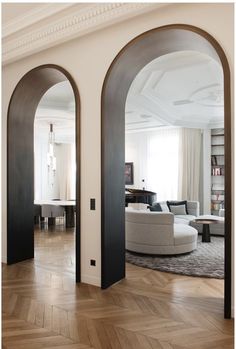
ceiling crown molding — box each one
[2,3,75,38]
[2,3,164,66]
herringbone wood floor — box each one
[2,224,234,349]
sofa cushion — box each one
[167,200,189,214]
[186,201,199,216]
[174,224,198,245]
[168,204,187,215]
[160,203,169,212]
[148,203,162,212]
[166,200,188,214]
[155,200,199,216]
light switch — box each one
[90,198,96,210]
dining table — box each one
[34,200,76,228]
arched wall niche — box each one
[7,64,81,282]
[101,24,231,318]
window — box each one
[146,128,180,201]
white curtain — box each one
[146,128,180,201]
[178,128,201,201]
[56,143,76,200]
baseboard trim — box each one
[81,274,101,287]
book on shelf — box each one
[211,194,224,201]
[211,202,224,210]
[212,167,224,176]
[211,155,217,165]
[212,156,224,166]
[211,151,224,156]
[212,184,224,191]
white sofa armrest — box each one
[125,211,174,247]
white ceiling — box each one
[125,50,224,132]
[35,82,75,144]
[34,50,224,143]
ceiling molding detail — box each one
[125,51,224,131]
[2,3,74,38]
[2,3,162,65]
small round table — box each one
[192,218,222,242]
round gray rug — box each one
[126,236,224,279]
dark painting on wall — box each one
[125,162,134,185]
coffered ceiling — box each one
[125,50,224,132]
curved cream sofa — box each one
[126,210,198,255]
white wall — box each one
[2,4,234,292]
[125,132,147,190]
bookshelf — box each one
[211,128,224,215]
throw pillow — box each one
[167,200,189,215]
[148,203,162,212]
[168,204,187,215]
[160,203,169,212]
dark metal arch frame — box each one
[7,64,81,282]
[101,24,231,318]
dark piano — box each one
[125,188,157,206]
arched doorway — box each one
[7,64,81,282]
[101,25,231,317]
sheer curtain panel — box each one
[178,128,201,201]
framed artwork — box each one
[125,162,134,185]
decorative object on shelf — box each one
[211,128,224,215]
[211,202,224,211]
[47,123,57,186]
[125,162,134,185]
[212,167,223,176]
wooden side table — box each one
[192,218,222,242]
